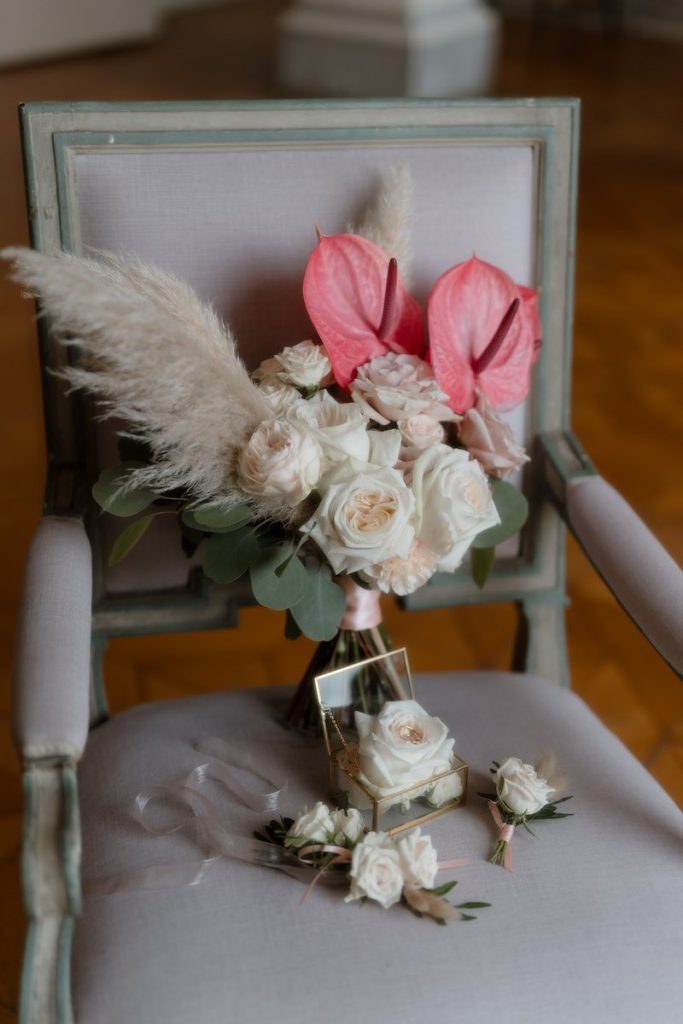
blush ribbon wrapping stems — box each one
[488,800,515,871]
[83,736,469,898]
[339,577,383,630]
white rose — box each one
[361,538,438,596]
[351,353,458,425]
[287,392,370,464]
[285,802,335,845]
[330,807,365,847]
[395,828,438,889]
[493,757,554,816]
[303,465,415,575]
[253,339,332,389]
[355,700,454,798]
[424,771,464,809]
[346,832,404,909]
[257,380,302,417]
[397,414,447,451]
[457,391,529,479]
[410,444,500,572]
[237,419,323,505]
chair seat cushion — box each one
[74,673,683,1024]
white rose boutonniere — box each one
[257,803,490,924]
[355,700,455,802]
[481,754,574,870]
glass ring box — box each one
[314,648,468,835]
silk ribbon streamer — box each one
[339,577,383,630]
[84,737,346,897]
[488,800,514,871]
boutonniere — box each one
[479,754,573,870]
[257,802,490,925]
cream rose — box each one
[285,802,335,845]
[330,807,365,847]
[457,391,529,479]
[410,444,500,572]
[237,419,323,505]
[346,832,404,909]
[287,392,370,464]
[303,465,415,575]
[493,757,554,816]
[395,828,438,889]
[350,353,457,425]
[355,700,455,798]
[253,339,332,389]
[256,380,302,417]
[398,414,448,451]
[361,538,438,596]
[424,772,464,809]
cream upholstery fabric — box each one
[567,476,683,674]
[74,674,683,1024]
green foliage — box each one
[290,563,346,641]
[430,881,457,897]
[471,545,495,589]
[471,478,529,550]
[202,526,261,584]
[108,514,154,566]
[92,462,156,517]
[250,545,308,611]
[191,503,252,532]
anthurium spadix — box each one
[303,232,424,389]
[427,256,541,413]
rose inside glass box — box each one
[314,648,468,835]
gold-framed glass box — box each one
[314,648,468,835]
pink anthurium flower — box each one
[427,256,542,413]
[303,232,424,389]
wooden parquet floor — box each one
[0,4,681,1018]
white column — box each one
[277,0,501,98]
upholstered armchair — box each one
[10,100,683,1024]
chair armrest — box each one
[541,431,683,676]
[13,515,93,761]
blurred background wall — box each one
[0,2,681,1019]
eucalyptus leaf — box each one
[471,545,495,589]
[192,503,252,532]
[471,479,529,549]
[92,462,156,517]
[290,564,346,641]
[108,514,154,566]
[202,526,261,584]
[284,609,302,640]
[250,545,308,611]
[430,881,457,897]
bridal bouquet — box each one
[3,166,539,724]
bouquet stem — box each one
[286,623,395,733]
[286,581,399,734]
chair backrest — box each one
[20,99,579,677]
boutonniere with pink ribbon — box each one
[479,754,573,870]
[258,802,490,925]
